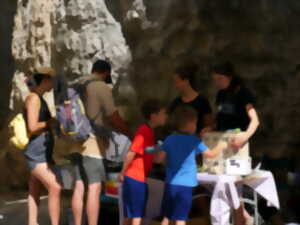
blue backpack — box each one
[54,76,93,141]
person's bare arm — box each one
[90,83,132,138]
[245,104,260,139]
[108,111,132,138]
[203,141,227,158]
[25,94,51,135]
[232,104,260,148]
[154,150,166,164]
[119,151,136,182]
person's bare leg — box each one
[131,218,142,225]
[86,182,101,225]
[233,205,246,225]
[32,163,61,225]
[243,208,251,219]
[175,220,186,225]
[28,174,42,225]
[161,217,170,225]
[236,202,253,225]
[236,185,251,225]
[123,217,132,225]
[72,181,85,225]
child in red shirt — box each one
[119,99,167,225]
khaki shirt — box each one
[80,75,117,157]
[84,75,117,128]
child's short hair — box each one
[170,105,198,131]
[141,99,164,120]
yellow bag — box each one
[9,113,29,150]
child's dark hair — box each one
[212,62,243,91]
[170,105,198,131]
[174,63,198,90]
[141,99,164,120]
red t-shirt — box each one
[124,124,155,183]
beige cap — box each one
[35,67,56,77]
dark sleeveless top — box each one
[38,95,52,122]
[24,94,54,168]
[25,95,52,138]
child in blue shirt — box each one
[156,105,228,225]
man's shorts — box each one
[161,183,193,221]
[73,154,107,184]
[122,176,148,218]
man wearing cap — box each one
[71,60,131,225]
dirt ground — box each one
[0,191,209,225]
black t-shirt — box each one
[169,95,212,132]
[216,87,256,131]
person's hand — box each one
[199,126,213,138]
[118,172,124,183]
[217,141,228,151]
[231,132,248,150]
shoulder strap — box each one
[54,74,69,104]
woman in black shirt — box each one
[212,62,260,149]
[211,62,260,225]
[169,64,213,135]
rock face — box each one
[1,0,300,189]
[11,0,132,108]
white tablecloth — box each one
[118,170,280,225]
[197,170,280,225]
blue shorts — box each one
[24,132,55,169]
[122,176,148,218]
[161,183,193,220]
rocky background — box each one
[1,0,300,206]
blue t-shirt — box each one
[161,134,208,187]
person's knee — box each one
[88,182,101,193]
[50,182,61,194]
[89,182,101,190]
[74,181,85,196]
